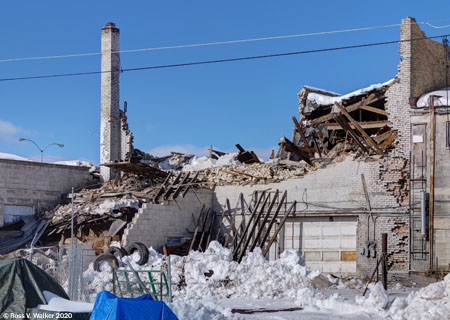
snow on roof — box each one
[53,160,99,172]
[301,85,340,97]
[0,153,30,161]
[417,87,450,108]
[303,78,395,107]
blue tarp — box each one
[90,291,179,320]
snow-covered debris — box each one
[182,152,241,171]
[0,152,30,161]
[83,241,327,303]
[303,79,395,107]
[82,241,450,319]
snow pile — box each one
[389,274,450,320]
[0,152,30,161]
[182,153,241,171]
[168,300,234,320]
[83,241,327,303]
[171,242,318,300]
[82,241,450,319]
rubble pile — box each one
[200,161,310,186]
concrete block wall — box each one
[213,157,402,214]
[0,159,94,227]
[122,188,213,250]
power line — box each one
[1,20,449,63]
[0,34,449,82]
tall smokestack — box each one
[100,22,120,182]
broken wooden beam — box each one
[333,115,369,154]
[222,168,258,180]
[324,120,390,130]
[279,137,312,165]
[310,92,385,125]
[262,201,296,257]
[233,192,267,259]
[335,103,384,156]
[292,116,314,156]
[359,105,387,116]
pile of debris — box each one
[42,171,205,245]
[278,79,398,164]
[199,160,309,186]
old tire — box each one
[94,253,119,272]
[125,242,149,265]
[106,246,128,259]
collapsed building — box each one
[2,17,450,280]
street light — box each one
[18,138,64,163]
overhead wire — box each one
[0,20,449,63]
[0,33,449,83]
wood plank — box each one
[311,133,322,157]
[373,129,394,143]
[310,93,382,125]
[232,192,267,258]
[335,103,384,156]
[380,132,397,149]
[262,201,296,257]
[188,205,205,253]
[248,190,280,253]
[258,191,287,250]
[292,116,314,156]
[324,120,390,130]
[279,137,312,165]
[222,168,258,179]
[197,208,211,252]
[333,115,369,154]
[237,194,271,263]
[341,251,356,261]
[171,172,190,200]
[359,105,387,116]
[361,174,371,211]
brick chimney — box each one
[100,22,121,182]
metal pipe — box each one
[168,255,172,303]
[429,96,437,270]
[420,189,426,236]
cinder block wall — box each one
[0,159,94,227]
[122,188,213,250]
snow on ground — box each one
[81,241,450,320]
[182,152,241,171]
[0,152,30,161]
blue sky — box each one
[1,1,450,163]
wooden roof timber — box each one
[335,103,384,156]
[310,92,386,125]
[324,120,390,130]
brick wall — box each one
[357,214,409,276]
